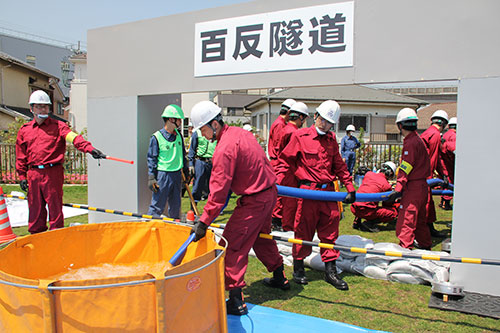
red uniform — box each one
[441,129,456,201]
[200,125,283,290]
[350,171,397,222]
[394,131,431,249]
[16,117,95,233]
[276,126,355,262]
[420,125,449,223]
[269,116,287,220]
[276,122,299,231]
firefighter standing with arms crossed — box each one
[16,90,106,234]
[189,101,289,316]
[275,100,356,290]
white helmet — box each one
[396,108,418,123]
[190,101,222,131]
[316,100,341,124]
[431,110,449,124]
[281,98,296,110]
[346,124,355,132]
[29,90,51,105]
[243,124,253,131]
[289,102,309,116]
[382,161,397,175]
[188,121,193,127]
[448,117,457,126]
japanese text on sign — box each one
[194,2,353,77]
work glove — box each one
[191,221,208,242]
[343,191,356,204]
[148,174,159,193]
[189,166,195,178]
[20,179,28,192]
[91,149,107,159]
[386,191,402,204]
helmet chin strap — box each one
[206,122,217,141]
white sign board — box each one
[194,2,354,77]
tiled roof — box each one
[245,85,428,108]
[417,102,457,130]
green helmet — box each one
[161,104,184,120]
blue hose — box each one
[277,178,454,202]
[427,178,454,189]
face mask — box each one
[37,114,49,119]
[315,126,327,136]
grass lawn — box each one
[1,184,498,332]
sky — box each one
[0,0,250,49]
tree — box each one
[0,118,28,143]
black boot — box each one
[429,223,446,238]
[226,288,248,316]
[442,199,452,210]
[324,261,348,290]
[263,264,290,290]
[361,220,380,233]
[292,259,308,285]
[352,216,362,230]
[412,240,431,251]
[271,217,283,232]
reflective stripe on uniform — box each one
[398,160,413,175]
[65,131,78,143]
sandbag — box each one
[388,273,425,285]
[336,235,374,258]
[386,260,433,284]
[304,253,335,272]
[361,265,388,280]
[365,242,409,269]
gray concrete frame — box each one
[87,0,500,296]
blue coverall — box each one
[340,134,360,175]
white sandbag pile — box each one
[256,231,451,285]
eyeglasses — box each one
[316,115,334,126]
[32,104,49,110]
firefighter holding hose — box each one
[189,100,289,316]
[16,90,106,234]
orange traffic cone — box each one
[186,210,195,222]
[0,187,17,244]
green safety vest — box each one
[153,129,184,172]
[195,129,216,158]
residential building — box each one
[0,51,66,134]
[416,102,457,133]
[0,32,77,97]
[245,85,428,143]
[66,52,87,132]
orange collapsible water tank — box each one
[0,222,227,332]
